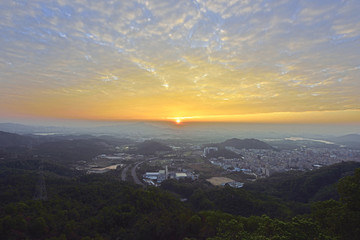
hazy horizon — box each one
[0,120,359,140]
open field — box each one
[207,177,234,186]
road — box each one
[121,164,131,181]
[122,157,158,185]
[131,161,144,186]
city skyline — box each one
[1,0,360,124]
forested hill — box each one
[1,158,360,239]
[245,161,360,203]
[0,131,33,147]
[221,138,274,150]
[136,140,172,155]
[334,134,360,142]
[33,138,116,164]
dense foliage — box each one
[33,139,116,164]
[245,162,360,203]
[1,159,360,239]
[135,140,172,155]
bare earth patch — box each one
[207,177,234,186]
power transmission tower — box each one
[34,159,48,201]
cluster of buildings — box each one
[77,142,360,185]
[222,181,244,188]
[143,165,198,186]
[207,146,360,177]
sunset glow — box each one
[0,0,359,124]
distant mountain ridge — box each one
[0,123,73,134]
[0,122,173,137]
[333,134,360,143]
[0,131,33,147]
[331,134,360,149]
[221,138,274,150]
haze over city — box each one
[0,0,359,127]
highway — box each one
[122,157,158,185]
[121,164,131,181]
[131,161,144,186]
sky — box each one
[0,0,360,125]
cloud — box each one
[0,0,359,121]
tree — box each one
[29,216,48,237]
[338,168,360,211]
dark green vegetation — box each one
[245,162,360,203]
[1,157,360,240]
[0,131,134,165]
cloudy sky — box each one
[1,0,359,124]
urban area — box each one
[75,138,360,188]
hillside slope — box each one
[245,161,360,203]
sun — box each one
[175,119,181,124]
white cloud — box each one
[0,0,359,115]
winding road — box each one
[131,161,144,186]
[121,157,158,185]
[121,164,131,181]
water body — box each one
[284,137,336,145]
[33,133,58,136]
